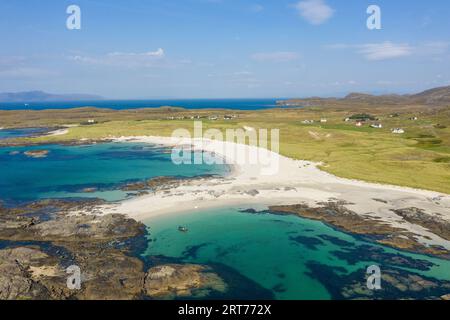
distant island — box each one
[0,91,104,102]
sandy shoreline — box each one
[88,135,450,250]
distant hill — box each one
[278,86,450,107]
[0,91,104,102]
[410,86,450,105]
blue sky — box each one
[0,0,449,99]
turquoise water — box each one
[0,142,227,204]
[143,206,450,300]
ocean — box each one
[0,98,283,111]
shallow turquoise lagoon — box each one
[143,206,450,300]
[0,142,227,204]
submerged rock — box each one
[24,150,50,158]
[306,261,450,300]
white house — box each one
[371,123,383,129]
[392,128,405,134]
[320,119,328,123]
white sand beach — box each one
[46,129,69,136]
[92,135,450,250]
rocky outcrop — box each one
[268,201,450,258]
[120,175,215,193]
[392,207,450,241]
[144,264,227,299]
[0,200,231,300]
[0,247,67,300]
[24,150,49,158]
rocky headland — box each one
[267,201,450,259]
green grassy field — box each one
[2,105,450,194]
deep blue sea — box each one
[0,99,283,111]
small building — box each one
[302,120,314,124]
[224,115,234,120]
[208,116,218,121]
[370,123,383,129]
[355,121,363,127]
[392,128,405,134]
[344,118,351,122]
[410,117,418,121]
[87,119,96,124]
[320,119,328,123]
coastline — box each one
[86,135,450,252]
[2,133,450,300]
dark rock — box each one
[269,202,450,258]
[144,264,227,299]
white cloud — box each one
[251,51,300,62]
[0,67,57,78]
[108,48,164,58]
[357,42,413,61]
[69,48,166,68]
[327,41,449,61]
[327,42,413,61]
[295,0,334,25]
